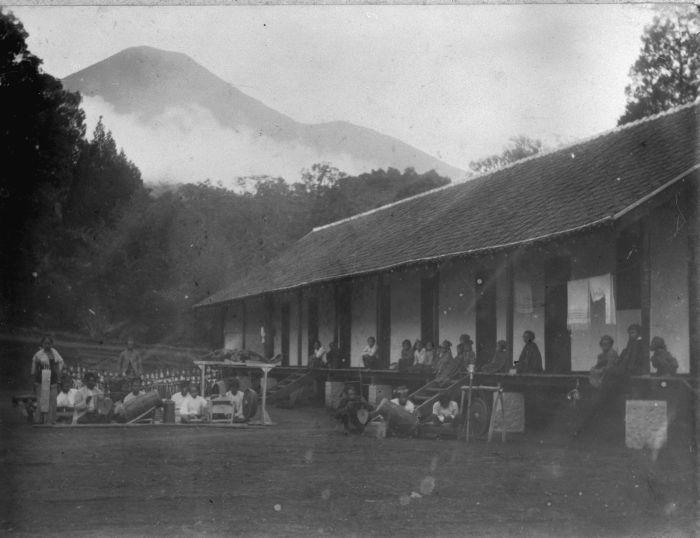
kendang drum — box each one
[121,390,162,422]
[376,398,418,435]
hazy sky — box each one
[14,4,659,172]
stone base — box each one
[625,400,667,450]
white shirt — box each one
[181,395,207,417]
[171,391,188,413]
[225,390,245,418]
[56,388,77,408]
[391,397,415,413]
[73,385,103,423]
[432,400,459,419]
[362,344,378,357]
[314,346,327,360]
[123,390,145,404]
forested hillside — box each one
[0,9,450,346]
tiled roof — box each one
[197,102,699,307]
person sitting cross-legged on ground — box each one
[515,331,543,374]
[180,384,208,423]
[56,374,78,423]
[224,379,248,423]
[650,336,679,376]
[481,340,510,374]
[390,385,415,414]
[171,380,190,421]
[335,385,373,434]
[123,378,145,405]
[74,372,110,424]
[431,393,459,425]
[361,337,379,369]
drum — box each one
[162,399,176,423]
[376,398,418,435]
[122,390,162,422]
[356,408,369,425]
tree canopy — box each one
[468,136,543,174]
[618,7,700,125]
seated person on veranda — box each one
[73,372,111,424]
[123,378,145,405]
[397,339,414,371]
[326,340,342,369]
[390,385,415,414]
[335,385,373,434]
[588,335,621,389]
[361,337,379,369]
[514,331,543,374]
[309,340,327,369]
[434,340,459,384]
[650,336,679,376]
[180,384,208,423]
[430,393,459,425]
[480,340,510,374]
[56,374,78,423]
[171,380,190,421]
[459,334,477,371]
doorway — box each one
[335,282,352,362]
[280,302,290,367]
[377,282,391,368]
[544,256,571,373]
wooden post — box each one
[297,289,303,367]
[241,300,247,350]
[506,255,515,369]
[432,267,440,350]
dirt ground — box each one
[0,391,697,538]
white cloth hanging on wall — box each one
[514,281,533,314]
[567,278,591,329]
[589,273,616,325]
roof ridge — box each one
[310,98,700,234]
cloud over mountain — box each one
[64,46,464,186]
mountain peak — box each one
[62,47,465,181]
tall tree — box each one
[469,136,543,174]
[618,7,700,125]
[0,8,86,323]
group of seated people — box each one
[52,372,257,425]
[589,324,679,389]
[334,384,460,436]
[391,331,544,381]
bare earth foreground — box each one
[0,400,696,538]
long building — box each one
[196,102,699,381]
